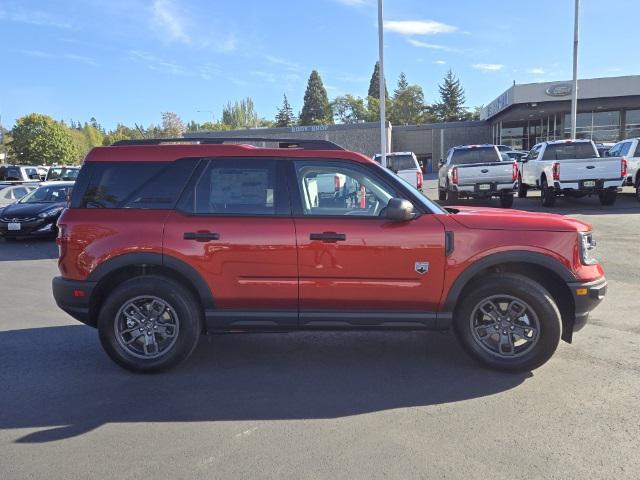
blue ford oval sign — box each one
[545,84,572,97]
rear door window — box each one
[451,148,500,165]
[79,160,197,209]
[178,158,289,216]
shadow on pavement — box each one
[0,326,529,443]
[0,238,58,262]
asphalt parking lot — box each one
[1,180,639,480]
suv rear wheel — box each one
[98,275,202,373]
[453,273,561,372]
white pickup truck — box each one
[517,139,626,207]
[373,152,423,191]
[438,144,518,208]
[605,137,640,201]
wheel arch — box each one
[443,252,576,342]
[87,253,214,327]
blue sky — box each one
[1,0,637,130]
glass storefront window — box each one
[626,110,640,138]
[563,111,620,142]
[500,122,525,150]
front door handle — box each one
[309,232,347,242]
[183,231,220,242]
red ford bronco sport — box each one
[52,137,607,373]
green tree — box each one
[275,94,296,127]
[299,70,332,125]
[367,61,388,100]
[10,113,79,165]
[222,98,259,129]
[364,96,392,122]
[390,73,425,125]
[435,69,468,122]
[331,95,367,124]
[161,111,186,137]
[102,124,144,145]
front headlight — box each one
[579,231,597,265]
[38,207,64,219]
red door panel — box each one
[163,211,298,311]
[294,214,446,312]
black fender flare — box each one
[87,252,215,309]
[442,251,576,313]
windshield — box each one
[48,167,79,180]
[19,185,70,204]
[451,148,501,165]
[372,162,447,214]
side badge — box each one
[415,262,429,274]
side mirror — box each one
[385,198,416,222]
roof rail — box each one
[111,137,345,150]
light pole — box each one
[570,0,580,139]
[377,0,387,168]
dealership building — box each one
[192,74,640,172]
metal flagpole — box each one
[570,0,580,139]
[377,0,387,167]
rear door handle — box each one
[183,232,220,242]
[309,232,347,242]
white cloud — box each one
[18,49,98,66]
[264,55,301,71]
[152,0,191,44]
[0,7,74,29]
[434,60,446,65]
[384,20,457,36]
[129,50,189,76]
[407,39,457,51]
[473,63,504,71]
[527,67,545,75]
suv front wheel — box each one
[98,275,202,373]
[453,273,561,372]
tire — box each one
[517,176,528,198]
[540,178,556,207]
[446,184,459,203]
[453,273,561,372]
[98,275,202,373]
[635,179,640,202]
[499,193,514,208]
[438,188,447,201]
[598,190,617,206]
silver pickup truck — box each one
[438,144,518,208]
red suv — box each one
[52,137,607,373]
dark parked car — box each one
[0,181,73,239]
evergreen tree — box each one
[222,98,259,129]
[367,61,388,100]
[299,70,332,125]
[436,69,468,122]
[275,94,296,127]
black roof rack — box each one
[112,137,344,150]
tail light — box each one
[416,171,423,189]
[334,175,341,192]
[512,162,519,181]
[552,162,560,181]
[451,167,458,185]
[621,158,628,178]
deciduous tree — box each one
[10,113,79,165]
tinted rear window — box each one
[542,143,596,160]
[451,148,500,165]
[388,155,418,171]
[78,160,196,209]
